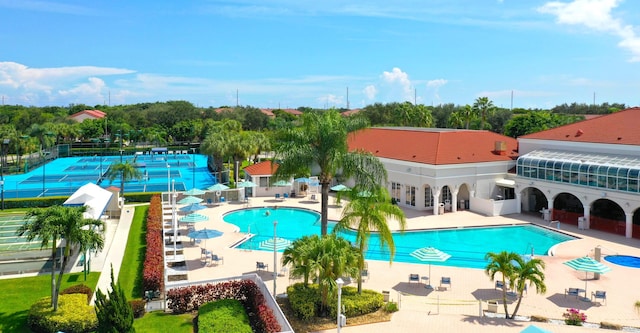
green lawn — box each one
[118,204,148,300]
[0,272,100,332]
[133,311,194,333]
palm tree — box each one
[105,161,143,194]
[282,234,360,313]
[333,186,406,293]
[485,251,546,319]
[201,119,242,183]
[273,110,387,235]
[472,97,496,130]
[17,205,104,311]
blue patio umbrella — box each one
[180,202,207,212]
[259,237,292,251]
[330,184,350,191]
[184,188,206,196]
[207,183,230,191]
[188,228,223,248]
[273,180,292,187]
[520,325,552,333]
[179,213,209,223]
[294,177,311,183]
[178,195,204,205]
[237,180,258,188]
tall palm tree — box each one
[484,251,546,319]
[201,119,242,183]
[17,205,104,311]
[105,161,143,194]
[273,110,387,235]
[333,186,406,293]
[472,97,496,130]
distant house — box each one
[242,161,286,197]
[348,127,519,216]
[70,109,106,123]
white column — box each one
[515,192,522,214]
[432,187,441,216]
[451,187,459,213]
[583,205,591,229]
[626,212,633,238]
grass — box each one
[0,272,100,332]
[118,204,149,300]
[133,311,194,333]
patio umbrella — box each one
[294,177,311,183]
[330,184,350,191]
[273,180,292,187]
[180,202,207,213]
[237,180,258,188]
[259,237,292,251]
[179,213,209,223]
[520,325,553,333]
[207,183,230,191]
[178,195,204,205]
[184,188,206,196]
[410,247,452,289]
[187,228,223,249]
[563,256,611,296]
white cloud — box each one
[426,78,448,103]
[538,0,640,61]
[380,67,413,102]
[363,85,377,100]
[316,94,344,108]
[58,77,107,105]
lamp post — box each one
[191,147,196,189]
[1,139,8,210]
[172,179,177,257]
[273,220,278,297]
[167,164,171,193]
[42,152,47,197]
[336,278,344,333]
[118,129,123,163]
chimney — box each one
[494,141,507,156]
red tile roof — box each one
[348,127,518,165]
[520,107,640,145]
[243,161,278,176]
[70,109,106,119]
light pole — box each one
[336,278,344,333]
[167,164,171,193]
[191,147,196,189]
[273,220,278,297]
[118,129,123,163]
[42,152,47,197]
[172,179,177,257]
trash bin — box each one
[459,199,465,211]
[487,301,498,313]
[578,217,586,230]
[438,203,445,214]
[382,290,390,302]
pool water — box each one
[223,207,576,269]
[604,255,640,268]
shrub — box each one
[287,283,383,320]
[61,284,94,304]
[286,283,319,321]
[530,315,548,322]
[95,267,134,333]
[383,301,399,313]
[129,299,146,318]
[143,195,164,293]
[563,308,587,326]
[198,299,252,333]
[27,294,98,333]
[600,321,623,330]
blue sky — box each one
[1,0,639,109]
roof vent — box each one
[494,141,507,156]
[575,129,584,137]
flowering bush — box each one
[563,308,587,326]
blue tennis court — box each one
[2,153,217,199]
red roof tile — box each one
[348,128,518,165]
[520,107,640,145]
[70,109,106,119]
[243,161,278,176]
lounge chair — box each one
[565,287,581,298]
[591,290,606,305]
[256,261,269,271]
[210,254,224,266]
[310,194,318,202]
[409,273,420,283]
[440,277,451,290]
[361,269,370,282]
[495,281,505,290]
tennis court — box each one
[0,214,42,252]
[2,152,217,199]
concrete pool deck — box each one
[110,195,640,332]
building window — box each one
[424,186,433,208]
[405,185,416,206]
[259,177,269,187]
[391,182,401,203]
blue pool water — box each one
[223,207,576,269]
[2,154,216,198]
[605,255,640,268]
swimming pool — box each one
[2,154,217,198]
[604,255,640,268]
[223,207,577,269]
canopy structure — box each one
[63,182,113,220]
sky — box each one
[0,0,639,110]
